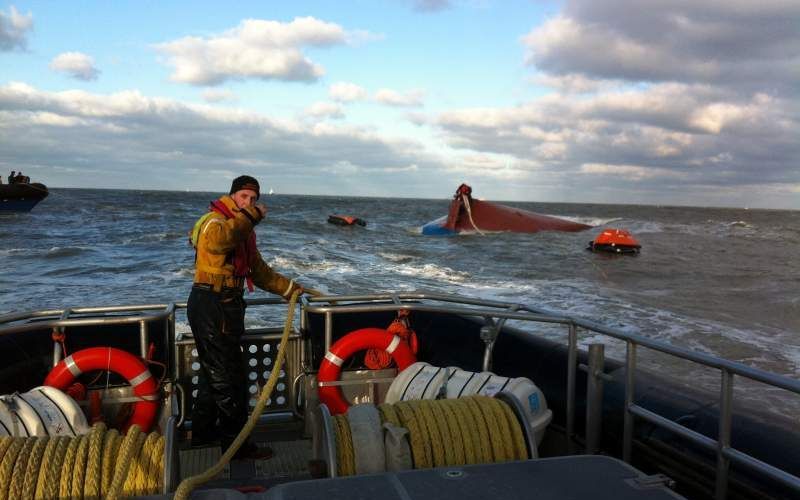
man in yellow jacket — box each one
[188,175,306,460]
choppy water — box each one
[1,189,798,412]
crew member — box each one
[188,175,309,460]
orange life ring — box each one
[44,347,159,433]
[318,328,416,414]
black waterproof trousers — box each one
[187,285,248,450]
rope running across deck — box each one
[333,395,528,476]
[0,422,164,499]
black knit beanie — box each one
[229,175,260,199]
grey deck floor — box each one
[179,434,313,490]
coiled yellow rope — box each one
[174,289,301,500]
[334,395,528,476]
[0,423,163,500]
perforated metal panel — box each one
[176,330,301,425]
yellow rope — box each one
[378,403,401,428]
[0,437,13,464]
[9,435,36,499]
[71,432,90,498]
[101,429,121,496]
[461,396,493,462]
[121,429,147,496]
[85,422,106,500]
[37,436,68,499]
[416,400,446,467]
[174,289,301,500]
[395,401,431,469]
[0,438,24,498]
[332,395,529,476]
[0,425,163,500]
[21,436,47,499]
[428,398,459,465]
[442,399,474,464]
[59,432,81,498]
[333,415,355,476]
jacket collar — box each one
[218,195,239,212]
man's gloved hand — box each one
[254,203,267,219]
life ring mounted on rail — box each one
[318,328,416,415]
[44,347,160,433]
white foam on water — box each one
[0,248,28,257]
[378,252,417,263]
[269,255,357,275]
[170,267,194,278]
[389,262,471,283]
[559,216,621,227]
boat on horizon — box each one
[422,184,592,235]
[0,290,797,499]
[0,177,49,212]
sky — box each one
[0,0,798,209]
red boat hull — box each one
[422,185,591,235]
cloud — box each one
[522,0,800,96]
[305,101,344,119]
[49,52,100,81]
[434,82,800,205]
[329,82,367,102]
[202,88,237,103]
[409,0,800,207]
[0,5,33,51]
[375,88,425,107]
[0,82,448,196]
[412,0,452,12]
[155,17,362,85]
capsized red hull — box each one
[445,198,591,233]
[422,184,591,235]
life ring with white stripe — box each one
[318,328,416,415]
[44,347,160,433]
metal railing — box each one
[1,290,798,498]
[304,291,800,499]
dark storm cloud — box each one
[524,0,800,96]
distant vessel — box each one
[422,184,591,235]
[269,188,275,195]
[0,178,48,212]
[328,214,366,227]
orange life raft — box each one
[587,228,641,254]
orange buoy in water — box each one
[587,228,641,254]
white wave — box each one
[0,248,28,257]
[378,252,417,263]
[269,255,357,275]
[389,262,470,283]
[171,267,194,278]
[559,216,621,227]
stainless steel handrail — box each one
[304,291,800,499]
[1,290,797,498]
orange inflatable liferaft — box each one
[588,228,641,254]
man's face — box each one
[231,189,258,210]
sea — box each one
[1,188,798,415]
